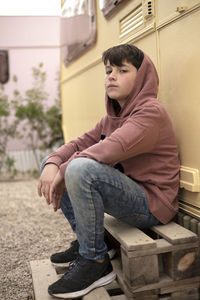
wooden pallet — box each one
[30,259,127,300]
[30,215,200,300]
[104,214,200,300]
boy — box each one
[38,44,180,298]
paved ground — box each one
[0,179,75,300]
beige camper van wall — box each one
[61,0,96,66]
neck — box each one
[117,98,126,108]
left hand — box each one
[49,170,65,211]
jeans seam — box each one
[90,182,106,258]
[91,177,147,206]
[91,177,141,194]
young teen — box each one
[38,44,180,298]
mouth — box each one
[107,85,118,88]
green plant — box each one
[12,168,18,177]
[0,85,18,173]
[13,63,63,169]
[43,99,63,148]
[31,168,40,178]
[5,155,15,172]
[5,156,18,179]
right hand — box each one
[37,163,59,205]
[49,170,66,212]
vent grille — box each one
[119,1,155,41]
[143,0,154,20]
[119,4,143,39]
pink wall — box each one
[0,16,60,151]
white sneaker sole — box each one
[51,270,116,299]
[51,261,70,268]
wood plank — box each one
[111,259,159,298]
[83,287,111,300]
[121,248,159,288]
[111,258,200,293]
[124,239,199,258]
[160,281,200,294]
[171,287,199,300]
[151,222,198,244]
[111,296,127,300]
[30,259,59,300]
[111,295,128,300]
[104,214,156,251]
[163,247,200,280]
[131,274,200,293]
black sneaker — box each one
[50,240,79,267]
[48,254,116,299]
[50,239,116,267]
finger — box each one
[54,194,60,212]
[56,190,64,210]
[53,196,57,212]
[53,193,60,211]
[56,196,62,210]
[42,183,50,204]
[50,186,57,210]
[45,196,50,205]
[37,181,42,197]
[54,191,62,211]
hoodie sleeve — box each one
[59,105,161,176]
[45,118,103,167]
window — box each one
[0,50,9,84]
[61,0,96,66]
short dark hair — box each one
[102,44,144,70]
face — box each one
[104,60,137,107]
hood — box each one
[106,53,159,118]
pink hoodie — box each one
[46,54,180,224]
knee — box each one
[65,158,98,184]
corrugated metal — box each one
[178,212,200,238]
[4,149,50,172]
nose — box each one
[108,70,117,80]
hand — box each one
[49,171,65,211]
[38,163,59,204]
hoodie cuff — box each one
[45,156,63,167]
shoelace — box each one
[64,255,82,279]
[68,259,77,271]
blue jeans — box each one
[41,157,160,260]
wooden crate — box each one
[30,215,200,300]
[104,214,200,299]
[112,257,200,299]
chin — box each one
[108,93,119,100]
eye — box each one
[120,69,128,73]
[106,70,112,75]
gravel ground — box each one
[0,179,75,300]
